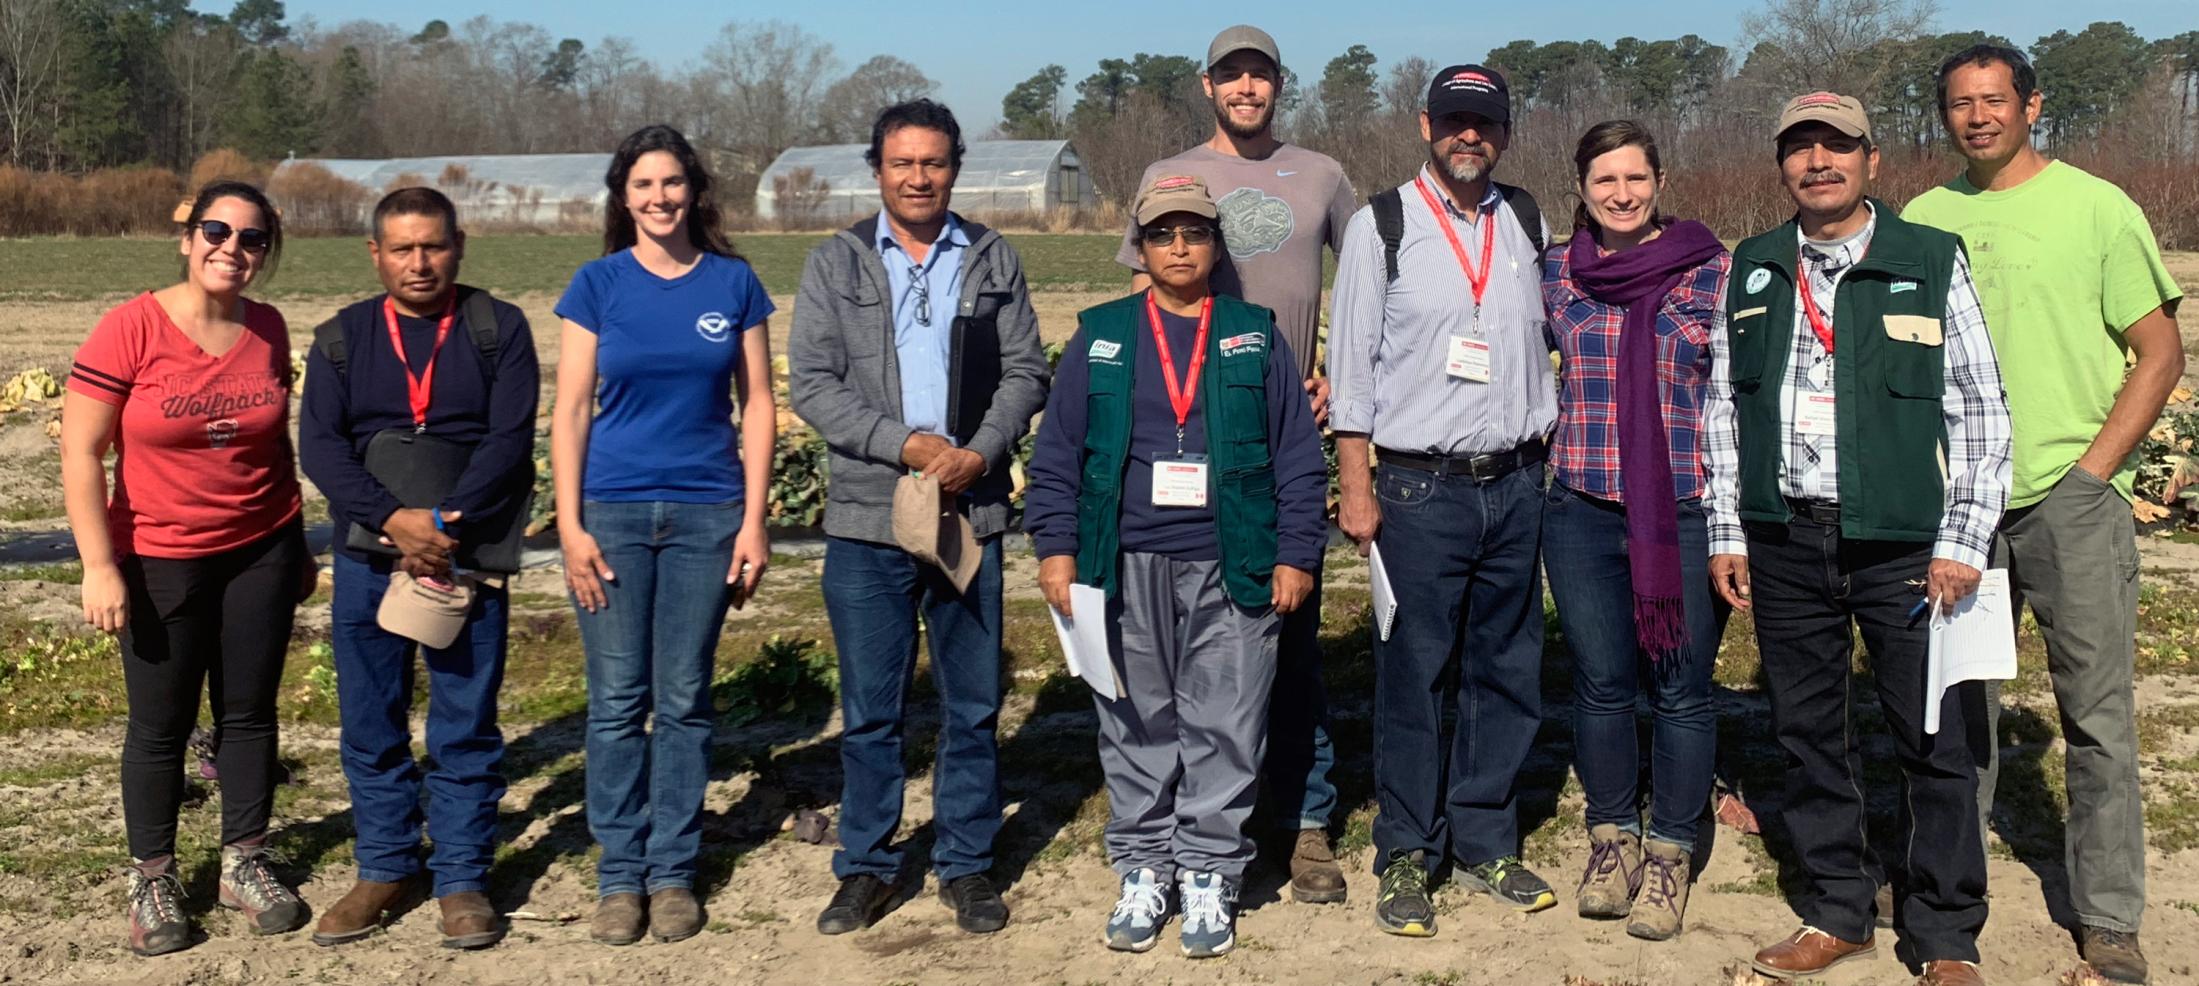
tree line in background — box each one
[0,0,2195,242]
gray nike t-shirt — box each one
[1117,143,1357,380]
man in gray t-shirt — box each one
[1116,24,1356,908]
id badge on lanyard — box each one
[1152,455,1211,507]
[1417,177,1497,384]
[1146,292,1214,509]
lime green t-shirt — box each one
[1903,161,2184,508]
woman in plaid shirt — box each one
[1539,121,1730,942]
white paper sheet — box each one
[1048,583,1123,700]
[1368,543,1399,643]
[1925,568,2017,734]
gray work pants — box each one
[1977,466,2145,932]
[1094,552,1280,882]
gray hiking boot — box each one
[126,857,192,956]
[219,840,307,935]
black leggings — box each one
[119,521,305,861]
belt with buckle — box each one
[1379,440,1548,482]
[1783,496,1842,525]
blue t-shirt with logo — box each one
[555,249,774,503]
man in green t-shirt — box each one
[1904,44,2186,985]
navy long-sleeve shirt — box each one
[298,292,539,562]
[1024,305,1327,572]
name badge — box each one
[1796,393,1837,436]
[1151,455,1210,508]
[1446,336,1493,382]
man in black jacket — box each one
[298,187,539,950]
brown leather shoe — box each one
[591,892,646,946]
[648,888,704,943]
[311,879,410,946]
[1917,960,1985,985]
[437,891,504,950]
[1288,830,1347,904]
[1750,926,1876,978]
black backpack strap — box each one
[459,285,499,382]
[312,316,348,379]
[1496,182,1545,256]
[1372,186,1405,285]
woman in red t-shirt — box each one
[60,181,314,957]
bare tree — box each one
[1740,0,1940,105]
[696,20,839,201]
[0,0,67,165]
[816,55,937,143]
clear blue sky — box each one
[266,1,2194,130]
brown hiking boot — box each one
[1751,926,1876,978]
[649,888,704,943]
[437,891,504,950]
[1576,824,1643,919]
[219,840,307,935]
[1625,838,1690,941]
[1288,829,1347,904]
[125,856,192,957]
[591,892,646,945]
[2080,926,2148,984]
[1917,959,1986,985]
[312,878,411,946]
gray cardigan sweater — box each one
[788,214,1051,542]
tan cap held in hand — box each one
[377,570,474,649]
[891,472,981,593]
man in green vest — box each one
[1023,173,1327,958]
[1904,45,2186,985]
[1704,92,2013,986]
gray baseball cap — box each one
[1207,25,1280,72]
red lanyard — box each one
[1144,292,1212,442]
[383,296,455,432]
[1795,248,1847,355]
[1414,175,1497,308]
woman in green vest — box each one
[1539,120,1729,941]
[1022,173,1328,959]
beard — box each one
[1212,95,1273,141]
[1428,140,1491,184]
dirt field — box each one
[1,260,2198,985]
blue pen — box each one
[1907,597,1931,621]
[432,510,447,534]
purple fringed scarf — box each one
[1566,220,1724,662]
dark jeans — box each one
[330,553,508,897]
[1543,484,1719,846]
[823,535,1005,881]
[1370,464,1545,872]
[119,520,306,861]
[1749,514,1986,963]
[1263,566,1338,831]
[573,499,742,897]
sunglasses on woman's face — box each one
[194,219,271,254]
[1141,224,1216,247]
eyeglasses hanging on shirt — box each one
[905,263,932,326]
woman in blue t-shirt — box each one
[551,124,776,946]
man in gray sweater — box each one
[788,99,1051,937]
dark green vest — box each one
[1073,293,1280,608]
[1724,200,1962,542]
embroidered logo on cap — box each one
[1153,175,1197,190]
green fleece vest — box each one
[1073,293,1280,608]
[1724,200,1961,542]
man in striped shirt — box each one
[1704,92,2012,986]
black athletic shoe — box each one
[1374,851,1436,937]
[816,874,893,935]
[1458,856,1557,913]
[938,874,1008,934]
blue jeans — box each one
[823,535,1004,881]
[1264,566,1339,831]
[1541,483,1719,847]
[330,553,509,897]
[573,499,741,897]
[1370,463,1545,872]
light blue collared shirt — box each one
[876,210,968,438]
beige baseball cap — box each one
[377,571,474,649]
[1206,25,1280,73]
[891,472,980,593]
[1133,174,1219,227]
[1775,91,1872,143]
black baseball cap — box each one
[1426,64,1511,125]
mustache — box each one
[1800,170,1845,188]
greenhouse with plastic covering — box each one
[754,140,1098,224]
[271,153,611,232]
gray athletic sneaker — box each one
[1176,871,1237,959]
[1102,867,1170,952]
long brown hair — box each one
[601,124,739,259]
[1570,119,1667,236]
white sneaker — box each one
[1177,870,1237,958]
[1103,868,1170,952]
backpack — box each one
[313,285,501,382]
[1370,182,1545,284]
